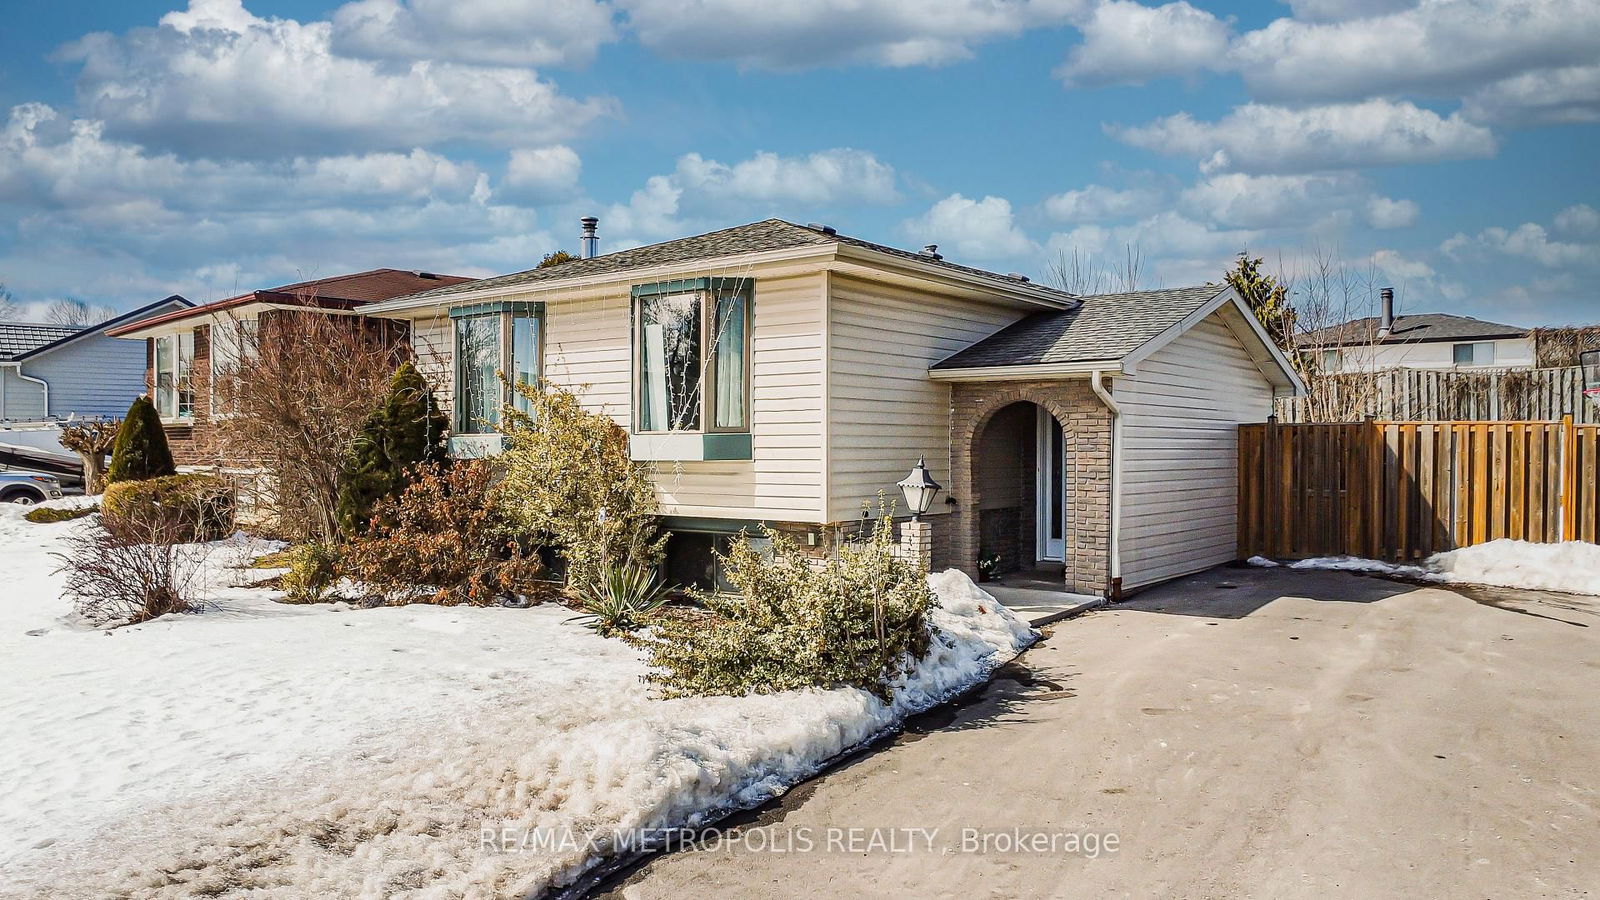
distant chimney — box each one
[1378,287,1394,339]
[919,244,943,260]
[580,216,599,259]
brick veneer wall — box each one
[946,379,1112,595]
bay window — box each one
[154,331,195,419]
[634,278,751,435]
[451,302,542,435]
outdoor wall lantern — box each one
[898,456,942,520]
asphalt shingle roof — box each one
[384,219,1078,305]
[1304,313,1527,347]
[0,322,85,361]
[931,285,1226,369]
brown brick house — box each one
[107,269,473,467]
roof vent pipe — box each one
[580,216,599,259]
[1378,287,1394,339]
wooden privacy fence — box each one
[1238,418,1600,561]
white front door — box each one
[1036,407,1066,561]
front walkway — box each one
[598,565,1600,898]
[980,567,1104,625]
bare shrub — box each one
[341,460,547,606]
[56,506,214,626]
[209,308,407,542]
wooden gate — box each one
[1238,418,1600,561]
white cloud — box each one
[1442,210,1600,268]
[1553,204,1600,236]
[1043,183,1164,222]
[1047,210,1259,263]
[1056,0,1231,87]
[674,149,900,206]
[1178,171,1417,230]
[1230,0,1600,103]
[1366,195,1420,229]
[903,194,1036,260]
[502,146,582,203]
[1461,64,1600,126]
[1282,0,1418,23]
[58,0,614,157]
[601,148,900,243]
[1109,100,1497,173]
[617,0,1084,69]
[0,104,484,219]
[1371,248,1435,280]
[330,0,617,68]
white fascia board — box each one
[1118,286,1307,395]
[830,245,1078,310]
[113,302,274,341]
[361,244,841,318]
[928,361,1121,382]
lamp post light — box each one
[898,456,942,521]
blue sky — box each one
[1,0,1596,325]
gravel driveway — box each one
[598,565,1600,899]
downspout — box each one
[3,362,52,420]
[1089,370,1122,600]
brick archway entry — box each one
[948,379,1112,595]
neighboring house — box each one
[362,218,1303,597]
[1307,288,1533,373]
[0,296,193,422]
[107,269,473,466]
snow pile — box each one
[1251,539,1600,596]
[1428,539,1600,596]
[1,505,1033,900]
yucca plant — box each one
[573,559,673,636]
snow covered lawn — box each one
[1249,539,1600,596]
[0,502,1033,898]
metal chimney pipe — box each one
[580,216,599,259]
[1378,287,1394,339]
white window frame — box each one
[1452,341,1495,367]
[154,331,196,421]
[209,317,258,415]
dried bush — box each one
[102,474,236,543]
[56,505,214,626]
[59,418,120,494]
[341,460,546,606]
[642,512,935,701]
[497,378,664,597]
[210,308,407,543]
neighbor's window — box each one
[635,281,750,433]
[1320,348,1341,372]
[154,331,195,419]
[453,305,542,434]
[1453,342,1495,366]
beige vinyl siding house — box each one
[365,219,1303,596]
[1116,307,1278,590]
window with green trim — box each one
[634,279,750,434]
[452,303,542,434]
